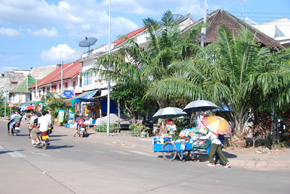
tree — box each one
[43,92,70,119]
[149,26,290,146]
[93,10,201,131]
[111,81,152,124]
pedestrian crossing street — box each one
[0,144,155,159]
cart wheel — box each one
[162,142,177,161]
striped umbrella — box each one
[202,116,232,135]
[153,107,188,119]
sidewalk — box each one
[57,125,290,170]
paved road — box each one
[0,119,289,194]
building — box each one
[29,62,82,101]
[9,75,36,104]
[251,17,290,48]
[183,9,283,49]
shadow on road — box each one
[0,149,24,155]
[47,145,75,150]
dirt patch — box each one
[224,147,289,156]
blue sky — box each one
[0,0,289,73]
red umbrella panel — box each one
[25,105,36,110]
[202,116,232,135]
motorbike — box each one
[76,125,86,137]
[11,122,21,136]
[8,119,21,136]
[32,131,50,150]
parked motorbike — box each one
[76,125,86,137]
[32,131,50,150]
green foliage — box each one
[45,92,70,119]
[94,123,120,133]
[129,123,144,137]
[111,81,149,120]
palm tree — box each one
[95,10,201,109]
[149,26,290,146]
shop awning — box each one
[70,90,100,107]
[95,89,110,99]
[20,101,45,105]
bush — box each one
[129,123,143,137]
[94,123,120,133]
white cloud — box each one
[40,44,80,63]
[0,27,22,37]
[27,28,59,38]
[0,66,18,73]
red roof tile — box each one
[112,26,147,46]
[29,62,82,89]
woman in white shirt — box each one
[200,131,231,168]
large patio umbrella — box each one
[202,116,232,135]
[183,100,218,113]
[153,107,188,119]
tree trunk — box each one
[228,114,247,147]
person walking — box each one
[200,131,231,168]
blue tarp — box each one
[74,90,99,105]
[100,99,119,113]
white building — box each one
[251,17,290,48]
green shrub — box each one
[129,123,143,137]
[94,123,120,133]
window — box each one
[83,72,92,86]
[73,81,76,89]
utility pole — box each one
[61,61,63,96]
[4,75,7,118]
[201,0,207,47]
[35,79,38,100]
[107,0,111,136]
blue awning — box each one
[72,90,100,105]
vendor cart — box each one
[152,137,210,161]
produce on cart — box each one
[152,127,211,161]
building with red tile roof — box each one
[29,62,82,101]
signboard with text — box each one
[63,90,74,98]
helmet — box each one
[79,113,83,117]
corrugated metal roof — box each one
[29,62,82,89]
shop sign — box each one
[63,90,74,98]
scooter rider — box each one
[74,113,87,137]
[9,111,22,135]
[31,110,48,145]
[7,111,15,133]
